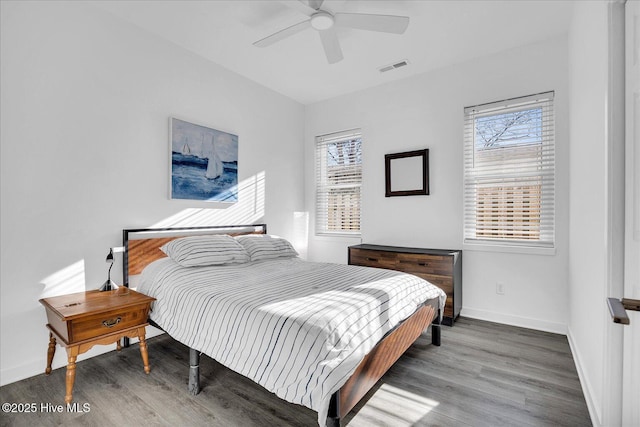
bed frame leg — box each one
[431,309,442,347]
[326,417,341,427]
[326,390,341,427]
[188,348,200,395]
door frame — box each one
[603,1,625,426]
[622,0,640,424]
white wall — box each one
[0,1,304,386]
[305,37,570,333]
[567,2,610,426]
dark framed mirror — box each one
[385,149,429,197]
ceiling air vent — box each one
[379,60,409,73]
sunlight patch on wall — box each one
[152,171,266,227]
[39,260,86,299]
[292,211,309,259]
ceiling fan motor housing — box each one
[310,11,335,30]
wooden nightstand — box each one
[39,289,156,404]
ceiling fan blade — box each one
[318,27,343,64]
[254,19,311,48]
[278,0,318,16]
[306,0,325,10]
[335,13,410,34]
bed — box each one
[122,224,445,426]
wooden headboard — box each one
[122,224,267,286]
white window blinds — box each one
[315,129,362,236]
[463,92,555,248]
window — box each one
[315,129,362,236]
[463,92,555,249]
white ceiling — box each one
[93,0,575,105]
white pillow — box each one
[161,235,249,267]
[235,235,298,261]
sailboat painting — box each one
[170,118,238,202]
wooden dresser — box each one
[348,244,462,326]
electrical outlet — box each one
[496,282,506,295]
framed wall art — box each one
[170,117,238,202]
[385,149,429,197]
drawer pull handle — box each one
[418,262,428,266]
[367,257,378,262]
[102,317,122,328]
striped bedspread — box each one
[137,257,445,425]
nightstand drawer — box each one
[71,304,150,342]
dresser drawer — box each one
[349,248,398,269]
[414,274,452,293]
[395,253,452,276]
[70,304,150,342]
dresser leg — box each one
[138,329,150,374]
[45,333,56,375]
[64,347,79,404]
[116,339,122,352]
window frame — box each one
[463,92,555,254]
[315,129,363,237]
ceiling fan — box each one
[253,0,410,64]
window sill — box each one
[315,233,362,241]
[463,241,556,256]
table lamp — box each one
[99,246,126,293]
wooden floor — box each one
[0,318,591,427]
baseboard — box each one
[0,326,164,387]
[460,307,567,334]
[1,344,115,387]
[566,326,602,427]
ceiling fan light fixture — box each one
[310,11,334,31]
